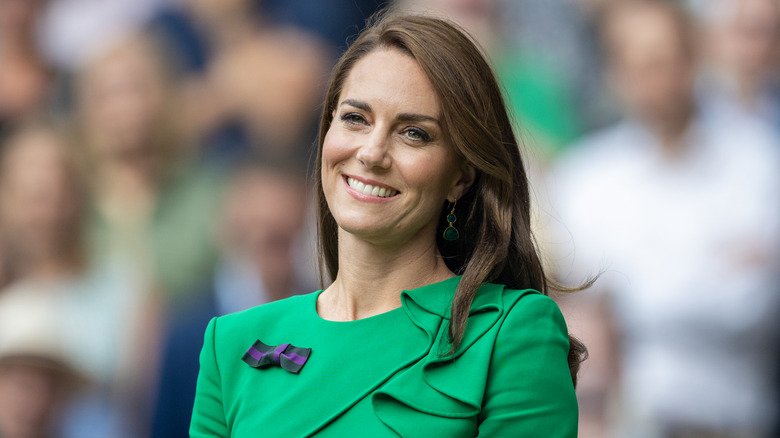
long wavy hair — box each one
[314,13,588,386]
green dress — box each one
[190,276,577,437]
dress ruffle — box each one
[372,281,539,436]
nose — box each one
[355,130,391,169]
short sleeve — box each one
[477,293,578,437]
[190,317,229,437]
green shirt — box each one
[190,276,577,437]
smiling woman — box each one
[191,12,583,438]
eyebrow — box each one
[340,99,440,125]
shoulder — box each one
[475,287,577,436]
[497,289,568,338]
[467,284,569,349]
[209,292,319,341]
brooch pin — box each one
[242,340,311,374]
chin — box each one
[335,216,392,239]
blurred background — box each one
[0,0,777,437]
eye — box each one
[341,113,366,125]
[404,128,432,142]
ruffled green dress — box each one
[190,276,577,437]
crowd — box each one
[0,0,777,437]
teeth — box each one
[347,177,398,198]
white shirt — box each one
[548,104,780,435]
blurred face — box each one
[0,131,80,263]
[0,0,41,32]
[715,0,779,81]
[0,362,60,438]
[606,6,695,124]
[79,39,165,157]
[221,171,307,275]
[321,48,470,246]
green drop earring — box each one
[443,201,459,241]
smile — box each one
[346,177,399,198]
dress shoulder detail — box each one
[372,283,545,437]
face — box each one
[716,0,779,80]
[0,131,80,263]
[221,170,307,275]
[321,48,471,246]
[80,38,165,157]
[607,7,695,124]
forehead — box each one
[606,6,686,62]
[339,48,441,117]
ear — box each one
[446,163,476,203]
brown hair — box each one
[314,13,588,385]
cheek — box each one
[321,126,353,171]
[398,147,459,198]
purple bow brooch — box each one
[242,340,311,374]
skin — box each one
[318,48,474,321]
[79,37,165,161]
[0,129,81,278]
[0,0,48,119]
[604,4,696,154]
[707,0,780,104]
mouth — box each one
[345,176,399,198]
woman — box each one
[74,33,223,303]
[191,13,582,437]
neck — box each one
[320,226,454,321]
[648,103,695,159]
[94,158,160,221]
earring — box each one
[443,201,459,241]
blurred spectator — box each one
[147,0,261,77]
[0,0,53,128]
[548,1,780,437]
[212,158,315,311]
[0,120,152,437]
[0,287,87,438]
[151,157,315,438]
[148,0,332,166]
[694,0,780,129]
[205,25,330,163]
[73,33,223,304]
[0,121,84,283]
